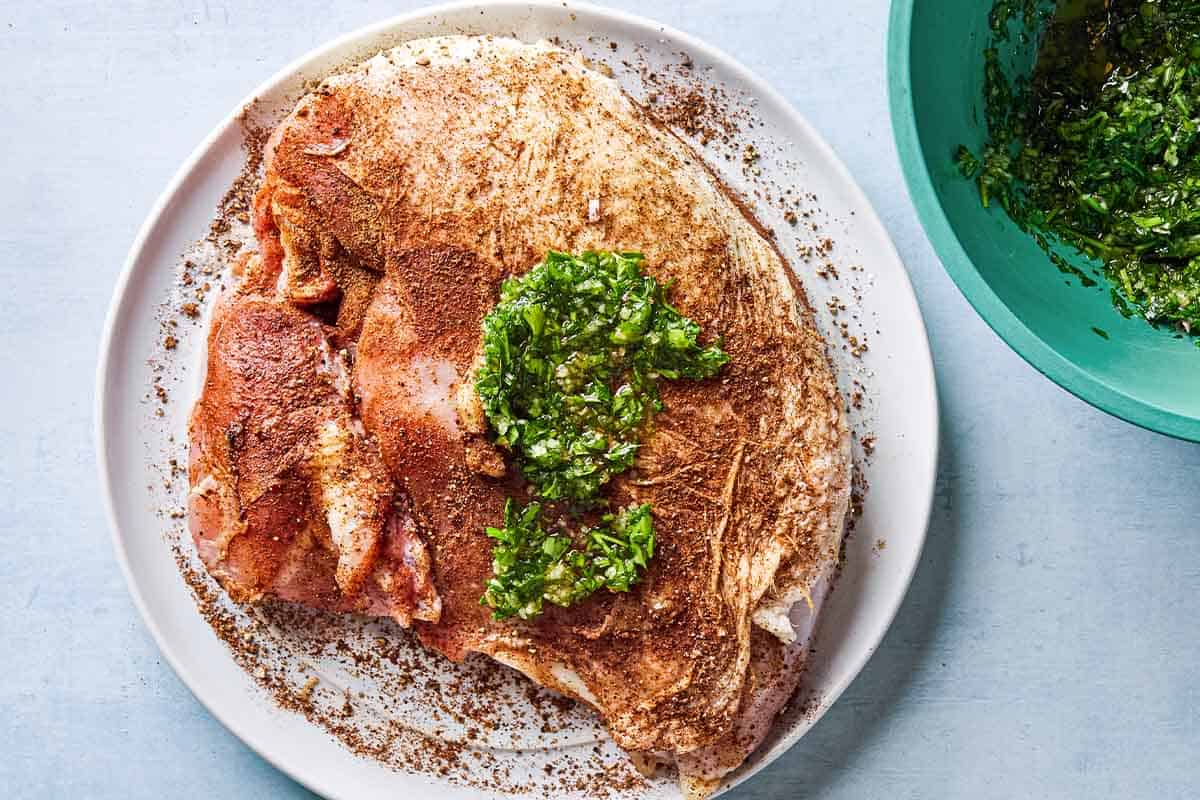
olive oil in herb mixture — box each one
[958,0,1200,336]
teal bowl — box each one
[887,0,1200,441]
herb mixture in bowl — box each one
[958,0,1200,335]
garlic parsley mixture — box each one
[475,251,729,620]
[959,0,1200,337]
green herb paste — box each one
[481,500,656,621]
[475,250,729,620]
[959,0,1200,335]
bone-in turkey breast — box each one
[192,34,850,795]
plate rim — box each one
[95,2,939,797]
[886,0,1200,443]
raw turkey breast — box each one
[190,35,850,797]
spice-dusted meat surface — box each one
[192,35,851,795]
[188,253,440,626]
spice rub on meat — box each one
[188,252,440,626]
[190,35,850,797]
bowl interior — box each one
[892,0,1200,440]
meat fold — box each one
[188,254,439,625]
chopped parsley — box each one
[959,0,1200,334]
[475,250,728,620]
[475,250,729,503]
[481,499,656,621]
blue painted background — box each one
[2,1,1197,797]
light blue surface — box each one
[1,1,1197,798]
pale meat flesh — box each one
[191,35,851,794]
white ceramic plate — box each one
[95,3,938,798]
